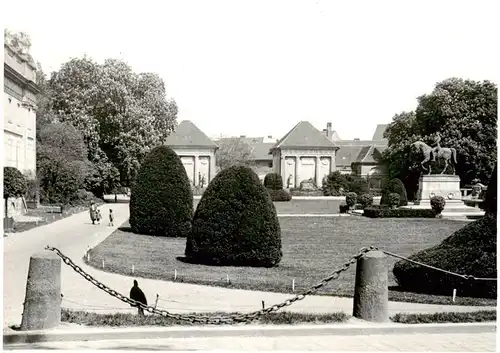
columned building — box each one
[269,121,339,188]
[165,120,218,187]
[4,43,39,177]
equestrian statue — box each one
[411,133,457,175]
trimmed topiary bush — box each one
[129,146,193,237]
[380,178,408,206]
[358,193,374,208]
[393,213,497,298]
[430,196,446,216]
[186,166,282,267]
[388,193,400,208]
[345,192,357,209]
[268,189,292,202]
[339,203,349,213]
[264,173,283,190]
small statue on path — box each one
[130,279,148,316]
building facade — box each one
[4,43,39,177]
[165,120,218,188]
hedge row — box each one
[268,189,292,202]
[363,206,436,218]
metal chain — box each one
[45,245,376,325]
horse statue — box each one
[411,139,457,175]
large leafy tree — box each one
[48,57,178,189]
[382,78,497,199]
[215,137,256,171]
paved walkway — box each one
[5,332,496,351]
[3,204,495,329]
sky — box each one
[3,0,499,140]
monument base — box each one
[401,175,484,217]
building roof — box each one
[165,120,218,149]
[372,124,388,141]
[272,121,338,150]
[335,145,364,167]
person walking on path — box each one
[89,201,97,225]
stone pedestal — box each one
[403,174,484,217]
[415,175,463,208]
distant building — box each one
[169,120,389,189]
[3,43,39,177]
[165,120,218,187]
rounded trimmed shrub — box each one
[358,193,374,208]
[393,213,497,298]
[345,192,357,208]
[380,178,408,206]
[388,193,400,208]
[430,195,446,216]
[264,173,283,190]
[268,189,292,202]
[186,166,282,267]
[129,145,193,237]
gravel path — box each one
[3,204,495,328]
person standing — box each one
[89,201,97,225]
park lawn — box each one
[86,217,496,306]
[193,199,348,214]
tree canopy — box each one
[47,57,178,189]
[382,78,497,199]
[215,137,256,171]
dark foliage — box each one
[388,193,401,208]
[322,172,369,196]
[345,192,357,207]
[363,206,435,218]
[264,173,283,190]
[339,203,350,213]
[268,189,292,202]
[358,193,374,208]
[430,196,446,215]
[393,213,497,298]
[483,164,497,215]
[129,145,193,237]
[380,178,408,206]
[3,167,27,199]
[186,166,282,267]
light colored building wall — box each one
[274,148,337,188]
[170,147,217,187]
[3,45,38,178]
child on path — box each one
[96,209,102,225]
[89,201,97,225]
[109,209,114,226]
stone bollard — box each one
[353,250,388,322]
[21,251,62,331]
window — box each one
[268,162,273,168]
[8,98,12,103]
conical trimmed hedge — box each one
[186,166,282,267]
[129,145,193,237]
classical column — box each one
[193,155,199,187]
[331,150,337,173]
[280,154,286,182]
[295,156,301,188]
[315,156,321,187]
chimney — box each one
[267,135,272,139]
[240,135,246,138]
[354,138,360,141]
[326,122,332,139]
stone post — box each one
[21,252,62,330]
[353,250,388,322]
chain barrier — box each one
[375,248,497,282]
[45,245,376,325]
